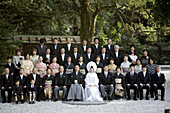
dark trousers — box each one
[154,85,165,99]
[100,85,114,97]
[139,85,150,99]
[54,86,67,99]
[1,89,12,102]
[126,85,137,99]
[36,87,44,101]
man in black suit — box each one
[85,47,95,64]
[5,57,15,76]
[50,38,61,57]
[126,64,138,100]
[53,66,67,101]
[67,65,84,101]
[36,38,47,58]
[100,47,110,66]
[103,38,114,56]
[110,45,124,66]
[27,68,43,101]
[100,65,114,100]
[91,37,102,56]
[78,39,89,55]
[58,48,69,66]
[15,68,27,100]
[63,38,74,55]
[138,66,151,100]
[71,47,81,65]
[1,68,13,103]
[43,48,52,66]
[152,66,166,101]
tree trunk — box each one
[80,0,97,46]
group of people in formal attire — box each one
[1,37,166,104]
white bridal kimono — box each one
[84,72,103,101]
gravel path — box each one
[0,69,170,113]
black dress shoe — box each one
[146,97,149,100]
[32,101,35,104]
[29,101,32,104]
[151,95,154,98]
[2,99,6,103]
[108,97,113,100]
[161,98,164,101]
[54,99,58,102]
[154,97,158,100]
[126,98,131,100]
[103,97,107,100]
[8,100,11,103]
[21,100,24,104]
[15,101,18,104]
[140,98,143,100]
[133,98,137,101]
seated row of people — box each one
[1,63,166,104]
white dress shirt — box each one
[74,53,77,59]
[95,44,98,49]
[143,71,146,77]
[61,54,65,61]
[6,75,9,79]
[115,52,118,58]
[83,46,86,51]
[87,53,91,59]
[67,44,71,51]
[102,53,105,60]
[104,71,108,78]
[20,75,23,79]
[33,74,36,81]
[108,44,111,50]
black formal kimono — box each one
[15,75,27,98]
[50,44,61,57]
[110,51,124,66]
[78,45,89,55]
[78,62,86,76]
[96,62,104,78]
[113,73,126,99]
[100,53,110,66]
[138,71,151,99]
[64,63,74,72]
[0,74,13,102]
[27,73,42,101]
[5,63,15,75]
[152,73,166,100]
[36,44,47,58]
[91,44,102,56]
[113,73,125,88]
[53,72,67,99]
[103,44,114,56]
[63,44,74,55]
[43,74,54,87]
[125,72,138,100]
[58,53,69,66]
[71,53,81,65]
[85,53,95,64]
[100,72,114,99]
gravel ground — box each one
[0,69,170,113]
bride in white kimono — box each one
[84,62,103,101]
